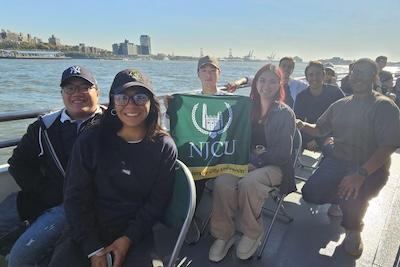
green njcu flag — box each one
[168,94,252,180]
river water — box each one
[0,58,398,164]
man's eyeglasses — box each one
[62,84,96,95]
[113,93,150,106]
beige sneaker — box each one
[344,230,363,257]
[236,234,263,260]
[209,236,236,262]
[327,204,343,217]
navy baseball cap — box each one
[60,65,97,87]
[110,69,154,95]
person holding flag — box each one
[167,55,237,245]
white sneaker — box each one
[328,204,343,217]
[236,234,263,260]
[209,236,236,262]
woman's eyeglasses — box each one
[62,84,96,95]
[113,93,150,106]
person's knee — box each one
[238,177,257,195]
[214,177,235,196]
[301,182,325,204]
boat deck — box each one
[1,151,399,267]
[155,150,400,267]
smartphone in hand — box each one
[106,253,113,267]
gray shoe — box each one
[344,230,363,257]
[185,219,201,245]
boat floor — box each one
[155,150,400,267]
[1,151,399,267]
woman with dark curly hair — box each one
[49,69,177,267]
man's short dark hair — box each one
[375,56,387,63]
[354,58,379,76]
[305,61,325,77]
[279,57,295,68]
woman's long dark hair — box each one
[250,64,285,123]
[99,88,168,141]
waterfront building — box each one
[112,39,139,56]
[78,43,108,55]
[140,35,151,55]
[121,39,138,56]
[1,29,42,45]
[136,44,141,54]
[79,43,87,53]
[1,30,19,42]
[112,43,120,55]
[48,34,61,46]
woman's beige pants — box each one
[210,166,282,240]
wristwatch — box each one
[357,167,368,178]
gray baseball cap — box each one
[197,55,220,71]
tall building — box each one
[48,34,61,46]
[112,43,120,55]
[140,35,151,55]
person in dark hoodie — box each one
[49,69,177,267]
[0,65,104,266]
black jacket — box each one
[8,108,103,221]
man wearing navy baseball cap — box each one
[0,65,104,266]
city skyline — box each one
[1,0,399,61]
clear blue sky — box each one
[1,0,399,61]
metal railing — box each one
[0,109,57,149]
[0,85,241,150]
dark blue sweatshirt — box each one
[63,127,177,256]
